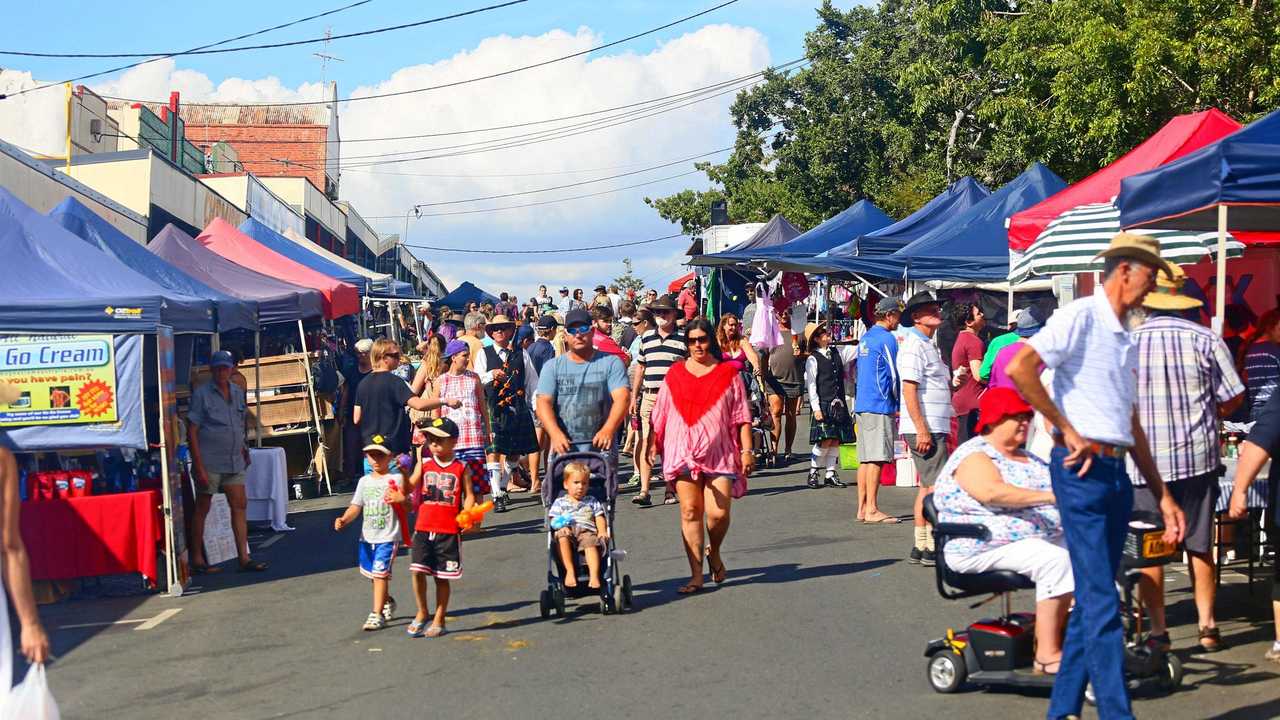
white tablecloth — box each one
[246,447,293,531]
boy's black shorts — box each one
[410,531,462,579]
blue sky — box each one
[0,1,862,297]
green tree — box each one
[613,258,646,294]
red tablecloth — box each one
[20,490,162,586]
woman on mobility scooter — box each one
[934,387,1073,673]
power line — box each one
[0,0,376,99]
[100,0,743,108]
[367,169,703,219]
[403,233,684,254]
[409,147,731,208]
[151,60,804,148]
[1,1,524,59]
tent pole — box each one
[253,330,262,448]
[1007,286,1014,324]
[298,320,331,495]
[852,274,885,298]
[1215,205,1228,336]
[155,339,180,596]
[211,334,220,353]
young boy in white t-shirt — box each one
[334,439,407,631]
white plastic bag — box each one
[1,663,60,720]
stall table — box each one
[246,446,293,531]
[20,490,161,587]
[1215,460,1272,592]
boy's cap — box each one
[362,435,391,454]
[422,416,460,438]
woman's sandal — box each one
[191,562,221,575]
[1033,658,1061,675]
[677,582,703,594]
[1199,626,1223,653]
[631,492,651,506]
[425,624,447,638]
[238,559,268,572]
[862,512,901,524]
[709,558,727,584]
[407,619,427,638]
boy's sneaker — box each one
[494,493,509,513]
[908,546,923,565]
[1265,646,1280,664]
[362,612,385,631]
[382,597,396,621]
[920,549,937,567]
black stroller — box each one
[538,451,634,617]
[744,369,776,468]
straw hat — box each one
[803,321,828,347]
[1142,264,1203,310]
[488,314,515,327]
[1093,232,1175,278]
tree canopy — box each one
[646,0,1280,236]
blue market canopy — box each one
[50,197,257,333]
[149,224,324,325]
[690,214,802,266]
[437,281,498,311]
[1119,107,1280,232]
[239,218,369,295]
[756,200,893,261]
[0,188,214,334]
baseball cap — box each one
[362,435,391,455]
[210,350,236,368]
[443,339,470,359]
[421,416,460,439]
[559,286,570,293]
[874,296,903,316]
[594,284,607,292]
[354,338,373,353]
[564,308,592,328]
[536,314,559,330]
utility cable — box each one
[403,233,683,254]
[99,0,742,108]
[0,0,377,99]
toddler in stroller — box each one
[539,452,633,617]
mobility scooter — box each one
[922,496,1183,700]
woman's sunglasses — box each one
[687,334,710,345]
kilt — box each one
[809,415,855,444]
[486,400,539,456]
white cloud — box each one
[5,23,768,300]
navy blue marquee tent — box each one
[50,197,257,332]
[758,200,894,261]
[437,281,499,311]
[0,188,214,334]
[691,214,803,266]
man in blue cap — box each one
[189,350,265,573]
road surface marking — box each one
[135,608,183,630]
[59,619,145,630]
[258,534,285,549]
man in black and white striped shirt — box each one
[630,294,686,506]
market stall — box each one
[690,214,802,266]
[749,200,894,262]
[239,218,370,296]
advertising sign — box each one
[0,335,117,426]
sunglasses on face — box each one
[385,352,401,358]
[565,324,592,336]
[687,334,710,345]
[490,325,514,333]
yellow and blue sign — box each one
[0,335,118,426]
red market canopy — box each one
[668,271,696,294]
[196,217,359,319]
[1007,109,1241,251]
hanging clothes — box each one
[749,282,783,350]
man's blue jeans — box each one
[1047,446,1134,720]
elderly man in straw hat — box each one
[1130,265,1244,654]
[1008,232,1186,720]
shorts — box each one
[638,391,658,455]
[856,413,895,464]
[903,433,949,486]
[554,526,600,551]
[358,541,397,580]
[1133,471,1218,554]
[946,537,1074,602]
[765,376,803,400]
[410,531,462,579]
[199,471,245,495]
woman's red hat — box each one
[975,387,1033,434]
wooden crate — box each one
[247,392,332,431]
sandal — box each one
[862,512,901,524]
[663,492,678,505]
[407,618,426,638]
[677,582,703,594]
[1199,626,1223,653]
[425,624,447,638]
[708,557,727,584]
[191,562,222,575]
[1146,632,1172,652]
[1033,658,1061,675]
[631,492,651,506]
[362,612,385,631]
[238,559,268,572]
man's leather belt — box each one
[1053,437,1128,459]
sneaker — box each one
[1264,646,1280,664]
[362,612,385,631]
[908,546,923,565]
[494,493,509,513]
[920,549,937,567]
[382,597,397,621]
[807,469,821,489]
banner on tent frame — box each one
[0,335,118,426]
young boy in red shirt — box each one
[406,417,476,638]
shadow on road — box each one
[630,558,899,610]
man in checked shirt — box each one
[1130,265,1243,653]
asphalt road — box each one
[36,419,1280,719]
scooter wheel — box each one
[927,652,966,693]
[1159,653,1183,691]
